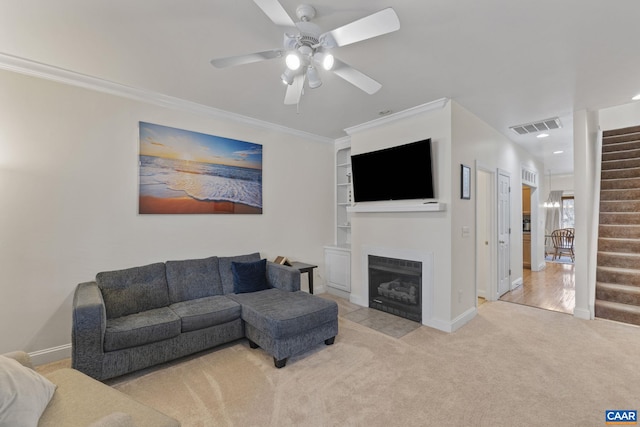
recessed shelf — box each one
[347,202,446,213]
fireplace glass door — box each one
[368,255,421,322]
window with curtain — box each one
[562,196,574,228]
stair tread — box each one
[599,236,640,240]
[597,282,640,292]
[595,299,640,313]
[597,265,640,274]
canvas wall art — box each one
[139,122,263,214]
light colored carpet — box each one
[40,296,640,426]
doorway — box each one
[497,169,511,298]
[476,168,494,302]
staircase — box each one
[595,125,640,326]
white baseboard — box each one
[349,293,367,307]
[511,277,523,290]
[451,307,477,332]
[424,307,477,333]
[29,344,71,366]
[573,307,592,320]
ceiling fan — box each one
[210,0,400,105]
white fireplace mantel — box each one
[347,202,446,213]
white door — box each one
[497,170,511,297]
[476,169,493,300]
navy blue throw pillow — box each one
[231,259,270,294]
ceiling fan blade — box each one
[284,74,305,105]
[332,59,382,95]
[321,8,400,48]
[210,49,283,68]
[253,0,296,27]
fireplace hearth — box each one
[368,255,421,322]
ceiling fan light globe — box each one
[307,66,322,89]
[285,53,301,70]
[281,69,295,85]
[322,53,334,70]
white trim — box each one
[0,52,333,145]
[29,344,71,366]
[573,307,592,320]
[511,277,523,290]
[349,293,368,307]
[450,307,478,332]
[347,202,446,213]
[424,307,476,333]
[344,98,449,135]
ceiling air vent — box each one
[509,117,562,135]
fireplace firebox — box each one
[368,255,421,322]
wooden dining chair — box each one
[550,228,575,262]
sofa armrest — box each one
[72,281,106,379]
[266,262,300,292]
[2,351,33,369]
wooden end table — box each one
[289,262,318,294]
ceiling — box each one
[2,1,640,176]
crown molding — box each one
[0,52,334,145]
[344,98,449,135]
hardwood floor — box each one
[499,261,575,314]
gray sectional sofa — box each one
[72,252,338,381]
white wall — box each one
[349,103,453,329]
[0,69,334,359]
[572,109,600,319]
[346,100,543,331]
[548,174,574,194]
[451,102,544,312]
[599,101,640,130]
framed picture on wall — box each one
[461,164,471,200]
[138,122,263,214]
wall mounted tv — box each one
[351,138,434,203]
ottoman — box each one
[230,288,338,368]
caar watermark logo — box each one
[606,410,637,425]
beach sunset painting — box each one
[139,122,263,214]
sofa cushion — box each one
[88,412,135,427]
[0,355,57,427]
[43,368,180,427]
[170,296,241,332]
[97,263,170,319]
[104,307,181,352]
[218,252,261,294]
[230,289,338,339]
[232,259,270,294]
[165,256,223,303]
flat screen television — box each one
[351,138,434,202]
